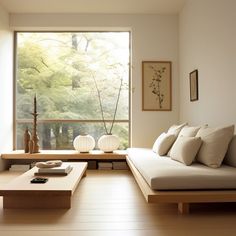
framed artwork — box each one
[142,61,172,111]
[189,69,198,101]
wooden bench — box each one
[126,156,236,214]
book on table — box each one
[9,164,31,172]
[36,163,73,175]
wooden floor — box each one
[0,170,236,236]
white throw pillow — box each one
[224,135,236,167]
[166,123,188,156]
[152,133,176,156]
[170,136,202,165]
[167,123,187,136]
[196,125,234,168]
[178,126,201,137]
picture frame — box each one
[142,61,172,111]
[189,69,198,101]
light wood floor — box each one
[0,170,236,236]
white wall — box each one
[10,13,179,147]
[2,0,235,153]
[179,0,236,127]
[0,5,13,170]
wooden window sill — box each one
[1,150,127,160]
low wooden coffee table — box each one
[0,162,87,209]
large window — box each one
[14,32,130,150]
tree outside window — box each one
[15,32,130,150]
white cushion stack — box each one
[152,123,235,168]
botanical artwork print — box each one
[149,66,166,109]
[142,61,171,111]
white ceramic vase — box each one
[98,134,120,152]
[73,134,95,153]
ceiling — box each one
[0,0,186,14]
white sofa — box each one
[126,125,236,214]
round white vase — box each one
[73,134,95,153]
[98,134,120,152]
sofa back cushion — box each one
[178,125,201,137]
[152,132,176,156]
[167,123,187,136]
[196,125,234,168]
[167,125,201,157]
[224,135,236,167]
[170,136,202,165]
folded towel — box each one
[112,162,129,170]
[98,162,113,168]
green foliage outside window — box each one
[15,32,130,150]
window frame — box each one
[13,30,131,150]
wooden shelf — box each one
[1,150,127,160]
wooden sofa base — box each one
[126,156,236,214]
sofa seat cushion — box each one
[127,148,236,190]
